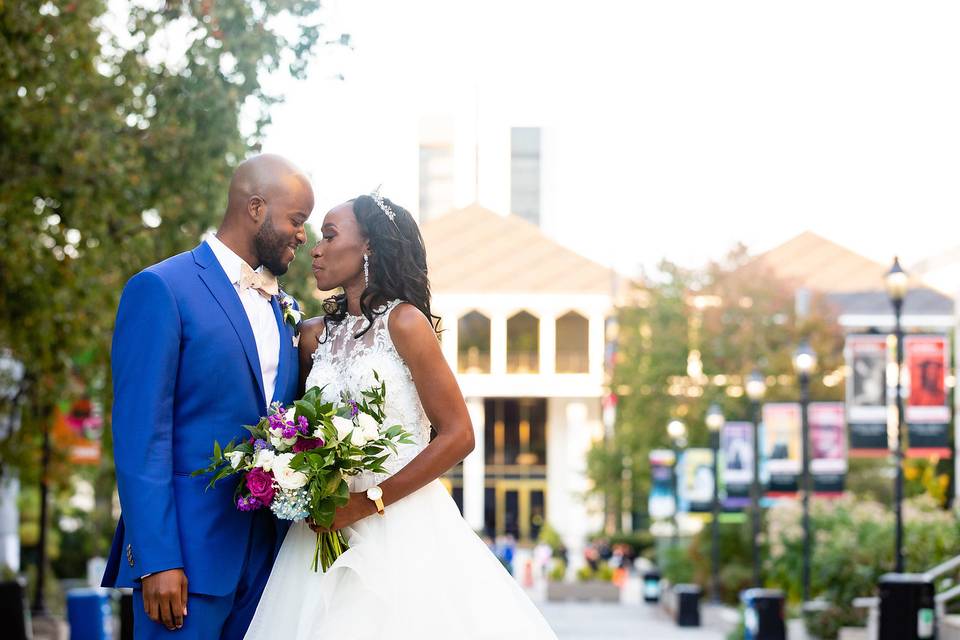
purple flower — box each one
[268,414,286,431]
[245,468,275,505]
[281,426,297,439]
[293,437,324,453]
[236,495,262,512]
[253,439,269,451]
[297,416,309,432]
[350,402,359,418]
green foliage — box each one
[0,0,327,477]
[548,559,567,582]
[660,543,696,585]
[687,519,754,604]
[590,248,844,528]
[766,495,960,639]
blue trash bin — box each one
[741,588,786,640]
[66,588,113,640]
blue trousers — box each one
[132,513,277,640]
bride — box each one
[244,192,558,639]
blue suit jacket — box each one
[102,241,300,596]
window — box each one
[507,311,539,373]
[556,311,589,373]
[457,311,491,373]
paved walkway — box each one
[537,600,733,640]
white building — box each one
[420,204,617,560]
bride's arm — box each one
[324,303,475,529]
[297,317,325,397]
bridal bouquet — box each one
[194,372,412,571]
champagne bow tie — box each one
[239,262,279,299]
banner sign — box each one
[905,335,951,458]
[722,421,754,509]
[762,403,801,495]
[845,334,889,456]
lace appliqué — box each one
[304,300,431,492]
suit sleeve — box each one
[111,270,184,576]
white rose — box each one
[272,452,308,490]
[332,415,355,443]
[357,412,380,444]
[269,435,287,451]
[226,451,245,469]
[253,449,275,471]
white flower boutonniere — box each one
[278,289,303,346]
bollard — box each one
[674,584,702,627]
[66,588,113,640]
[643,569,662,604]
[0,579,30,640]
[741,588,786,640]
[878,573,935,640]
[119,590,134,640]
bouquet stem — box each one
[311,530,350,572]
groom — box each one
[102,154,315,638]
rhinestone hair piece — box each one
[370,186,396,222]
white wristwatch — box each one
[366,486,385,516]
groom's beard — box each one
[255,214,291,275]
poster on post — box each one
[809,402,847,495]
[904,335,951,458]
[762,403,801,496]
[722,421,754,510]
[845,334,888,457]
[648,449,677,520]
[677,448,715,513]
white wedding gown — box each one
[245,300,558,639]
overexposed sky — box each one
[261,0,960,277]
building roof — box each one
[753,231,896,293]
[751,231,952,319]
[420,204,619,295]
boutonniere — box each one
[278,289,303,345]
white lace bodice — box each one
[304,300,431,492]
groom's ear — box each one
[248,195,266,223]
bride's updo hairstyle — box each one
[323,194,441,340]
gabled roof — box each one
[753,231,894,293]
[420,204,618,295]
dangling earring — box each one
[363,254,370,288]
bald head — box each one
[225,154,312,221]
[218,153,315,275]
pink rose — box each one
[245,468,275,505]
[293,437,324,453]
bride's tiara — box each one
[370,186,398,225]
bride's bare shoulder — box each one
[299,316,327,349]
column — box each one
[463,397,486,532]
[491,313,507,375]
[539,314,556,375]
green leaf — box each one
[294,399,317,423]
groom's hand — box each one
[142,569,188,630]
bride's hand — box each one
[306,492,376,533]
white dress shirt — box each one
[207,234,280,405]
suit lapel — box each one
[194,242,267,409]
[270,296,291,405]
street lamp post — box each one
[706,403,726,604]
[794,340,817,603]
[746,369,767,587]
[667,419,687,547]
[886,257,908,573]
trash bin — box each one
[741,588,786,640]
[878,573,935,640]
[119,590,134,640]
[674,584,702,627]
[66,588,113,640]
[642,570,662,604]
[0,579,30,640]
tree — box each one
[591,246,845,531]
[0,0,330,582]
